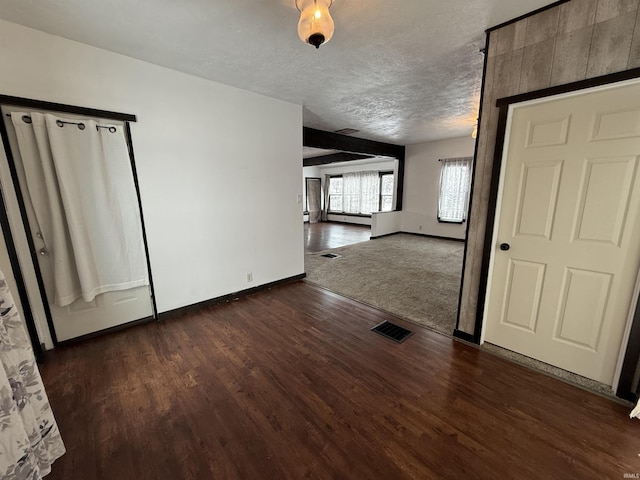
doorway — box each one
[305,177,322,223]
[0,97,156,346]
[483,79,640,387]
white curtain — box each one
[360,171,380,214]
[0,270,65,478]
[342,171,380,215]
[438,157,472,223]
[343,172,360,214]
[631,399,640,419]
[11,112,149,306]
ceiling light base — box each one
[296,0,334,49]
[308,33,325,49]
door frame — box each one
[0,95,158,348]
[474,67,640,401]
[304,177,322,215]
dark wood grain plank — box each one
[304,222,370,253]
[40,281,640,480]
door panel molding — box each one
[500,259,546,333]
[477,69,640,400]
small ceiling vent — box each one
[334,128,360,135]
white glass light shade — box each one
[471,124,478,139]
[296,0,334,49]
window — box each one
[438,157,472,223]
[328,176,343,212]
[380,172,394,212]
[328,171,394,215]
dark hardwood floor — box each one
[304,221,370,253]
[40,281,639,480]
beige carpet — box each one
[304,234,464,335]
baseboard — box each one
[57,315,156,347]
[401,231,466,242]
[453,329,476,343]
[370,232,400,240]
[159,273,306,321]
[327,220,372,226]
[371,231,465,242]
[615,387,639,404]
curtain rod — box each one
[5,113,117,133]
[439,157,473,162]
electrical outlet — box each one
[247,272,253,282]
[419,225,423,231]
[297,194,302,204]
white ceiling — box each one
[0,0,555,145]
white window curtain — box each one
[0,270,65,479]
[342,171,381,215]
[11,112,149,306]
[343,172,360,214]
[360,171,381,214]
[438,157,472,223]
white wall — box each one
[403,136,475,240]
[0,20,304,338]
[371,211,402,238]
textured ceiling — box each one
[0,0,555,145]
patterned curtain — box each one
[0,270,65,479]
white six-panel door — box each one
[484,80,640,385]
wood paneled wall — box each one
[458,0,640,335]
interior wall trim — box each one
[475,68,640,400]
[455,31,491,341]
[486,0,570,33]
[159,273,306,321]
[0,106,58,347]
[617,291,640,402]
[453,329,475,343]
[495,67,640,108]
[56,315,155,347]
[370,231,465,243]
[124,123,158,319]
[0,168,43,359]
[0,94,136,122]
[0,95,152,350]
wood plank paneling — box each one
[40,282,638,479]
[459,0,640,336]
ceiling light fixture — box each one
[471,123,478,139]
[296,0,334,49]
